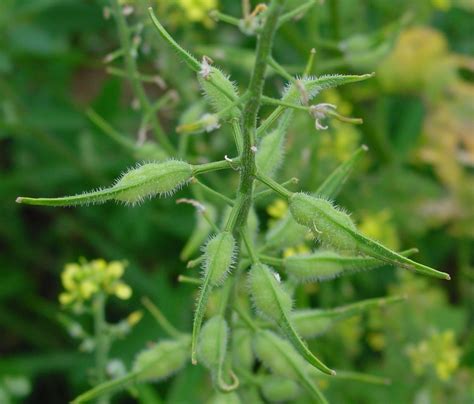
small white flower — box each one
[199,56,213,80]
[309,103,337,130]
[251,145,258,153]
[202,114,220,132]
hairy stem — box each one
[93,293,110,404]
[227,0,286,234]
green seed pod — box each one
[17,160,193,207]
[289,193,358,253]
[261,376,301,403]
[197,315,239,392]
[256,111,291,178]
[192,232,236,364]
[133,336,190,382]
[264,214,308,250]
[284,250,416,283]
[207,392,241,404]
[232,328,254,371]
[198,66,240,119]
[203,232,236,286]
[253,330,327,404]
[180,205,217,261]
[248,263,292,322]
[292,295,405,339]
[133,142,169,161]
[114,160,193,204]
[289,193,450,280]
[197,315,228,370]
[248,263,334,375]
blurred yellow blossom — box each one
[266,199,288,219]
[58,258,132,306]
[283,244,311,258]
[358,209,400,250]
[406,330,461,381]
[178,0,217,27]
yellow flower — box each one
[107,261,125,278]
[267,199,288,219]
[367,332,386,351]
[406,330,461,381]
[358,209,400,251]
[58,258,132,305]
[127,310,143,326]
[177,0,218,27]
[114,282,132,300]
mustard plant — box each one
[16,1,451,402]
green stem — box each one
[192,179,234,206]
[112,0,175,155]
[254,171,293,199]
[192,158,238,175]
[227,0,286,234]
[93,293,110,404]
[141,297,183,338]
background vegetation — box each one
[1,0,473,402]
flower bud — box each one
[261,376,301,403]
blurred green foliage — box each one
[1,0,473,402]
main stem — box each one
[227,0,286,233]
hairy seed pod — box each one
[16,160,193,207]
[292,295,405,339]
[261,376,301,403]
[248,263,334,375]
[192,232,236,364]
[265,214,308,250]
[197,315,228,370]
[133,336,190,382]
[285,251,400,282]
[253,330,327,404]
[232,328,254,371]
[208,392,241,404]
[289,193,358,252]
[264,146,366,250]
[203,232,236,286]
[248,263,292,322]
[289,193,450,280]
[256,111,291,177]
[198,67,240,118]
[114,160,193,204]
[197,315,239,392]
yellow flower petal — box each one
[114,282,132,300]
